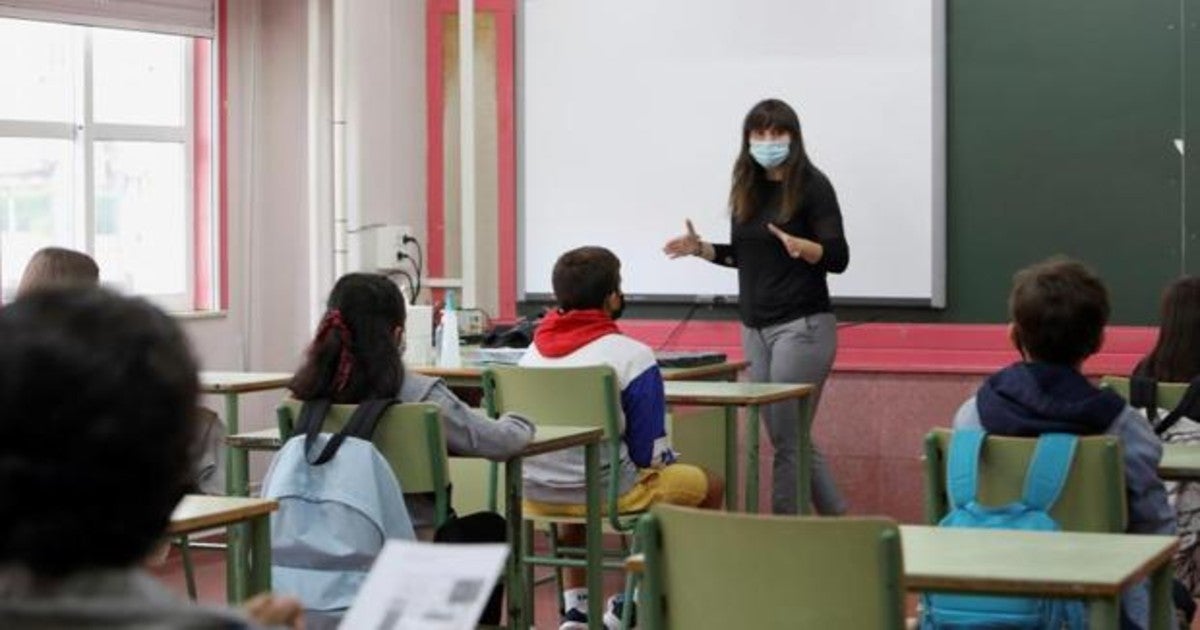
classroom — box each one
[0,0,1197,629]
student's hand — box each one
[243,593,305,629]
[767,223,821,262]
[663,219,703,259]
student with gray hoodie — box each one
[952,258,1173,630]
[287,273,534,626]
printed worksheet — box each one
[340,540,508,630]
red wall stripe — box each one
[216,0,229,310]
[192,37,212,311]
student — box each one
[16,246,99,297]
[663,98,848,516]
[952,258,1174,629]
[0,287,302,629]
[1132,276,1200,599]
[520,246,724,630]
[15,245,227,495]
[286,272,535,624]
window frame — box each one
[0,18,211,312]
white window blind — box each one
[0,0,213,38]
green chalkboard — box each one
[943,0,1184,324]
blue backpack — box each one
[919,429,1087,629]
[262,399,417,625]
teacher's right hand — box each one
[663,219,702,259]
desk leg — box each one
[723,406,738,511]
[1150,562,1174,630]
[1088,595,1120,630]
[223,392,251,604]
[746,405,760,513]
[504,458,525,630]
[797,395,813,516]
[249,514,272,596]
[585,441,602,630]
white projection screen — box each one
[519,0,945,306]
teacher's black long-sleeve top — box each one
[710,166,849,328]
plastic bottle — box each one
[437,290,462,368]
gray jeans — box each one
[742,312,845,515]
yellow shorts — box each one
[523,463,710,517]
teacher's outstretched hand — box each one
[663,219,712,260]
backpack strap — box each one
[1021,433,1078,512]
[946,429,986,509]
[298,398,399,466]
[1154,375,1200,436]
[1129,375,1159,423]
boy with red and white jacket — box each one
[520,246,723,629]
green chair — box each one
[448,456,505,514]
[482,365,638,627]
[923,428,1127,532]
[276,399,451,529]
[634,504,905,629]
[1101,375,1190,413]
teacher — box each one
[663,98,849,515]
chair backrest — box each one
[1100,374,1190,410]
[277,399,450,514]
[482,365,621,434]
[483,365,631,528]
[923,428,1126,532]
[638,505,905,630]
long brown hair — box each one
[1138,276,1200,382]
[289,273,407,403]
[729,99,811,224]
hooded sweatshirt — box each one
[518,309,674,504]
[953,362,1174,630]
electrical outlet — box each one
[352,224,414,272]
[458,310,488,337]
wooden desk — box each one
[170,495,278,603]
[1160,443,1200,480]
[901,525,1178,630]
[199,371,291,604]
[664,381,815,514]
[501,425,605,630]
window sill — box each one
[173,310,228,321]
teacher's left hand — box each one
[767,223,817,260]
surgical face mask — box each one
[749,141,790,169]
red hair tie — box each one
[316,309,354,393]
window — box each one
[0,18,216,310]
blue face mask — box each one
[749,141,790,169]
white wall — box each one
[179,0,427,482]
[343,0,427,263]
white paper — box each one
[339,540,508,630]
[1176,138,1185,155]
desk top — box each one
[1160,443,1200,480]
[226,428,284,450]
[169,495,279,535]
[663,380,813,406]
[900,525,1177,597]
[516,425,604,458]
[227,425,602,459]
[411,360,747,383]
[200,371,293,394]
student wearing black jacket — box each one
[664,98,849,515]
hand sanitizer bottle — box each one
[437,290,462,368]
